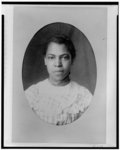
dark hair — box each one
[43,35,76,62]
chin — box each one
[54,77,64,82]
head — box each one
[43,35,76,84]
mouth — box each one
[54,70,64,73]
[54,70,64,74]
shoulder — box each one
[70,81,93,108]
[71,81,92,95]
[25,84,38,101]
[25,79,47,99]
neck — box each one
[48,76,70,86]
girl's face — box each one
[44,42,72,84]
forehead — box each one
[46,42,70,55]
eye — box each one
[48,56,55,60]
[62,55,70,60]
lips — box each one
[54,70,63,72]
[54,70,64,74]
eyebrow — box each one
[47,53,70,56]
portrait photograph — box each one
[2,2,118,148]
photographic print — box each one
[2,2,118,148]
[23,22,96,126]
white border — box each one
[2,5,14,146]
[2,4,118,147]
[106,6,118,146]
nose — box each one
[54,58,62,67]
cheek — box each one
[46,62,54,71]
[63,61,71,70]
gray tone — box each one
[22,22,96,94]
[12,6,107,144]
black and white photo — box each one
[23,22,96,125]
[2,2,118,148]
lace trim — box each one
[25,84,92,125]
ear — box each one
[44,56,47,66]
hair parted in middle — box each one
[43,34,76,62]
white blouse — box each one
[25,79,92,125]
